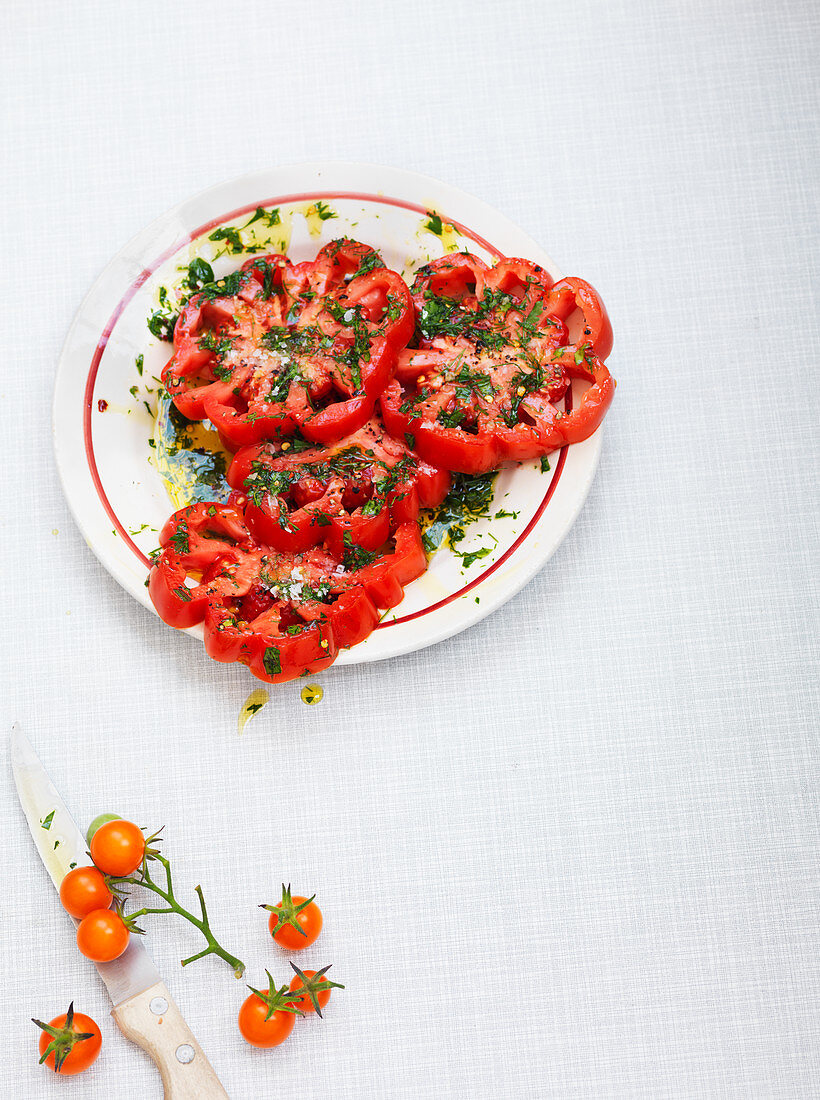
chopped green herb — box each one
[424,211,444,235]
[312,201,337,221]
[40,811,55,831]
[519,301,545,339]
[209,225,244,253]
[437,406,465,429]
[356,251,385,277]
[458,546,491,568]
[342,531,378,570]
[421,471,497,555]
[263,646,282,677]
[183,257,215,291]
[243,206,281,228]
[169,522,190,555]
[197,270,243,300]
[147,310,178,342]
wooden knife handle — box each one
[112,980,229,1098]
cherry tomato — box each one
[263,885,322,950]
[76,909,129,962]
[59,866,112,920]
[90,819,145,876]
[288,963,343,1016]
[34,1003,102,1075]
[238,986,298,1048]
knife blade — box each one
[11,724,229,1098]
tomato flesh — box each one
[162,242,414,449]
[380,254,615,474]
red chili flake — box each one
[98,399,109,412]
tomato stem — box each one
[116,853,245,978]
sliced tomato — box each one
[226,415,449,555]
[380,253,615,474]
[162,257,291,421]
[148,507,430,683]
[160,245,414,450]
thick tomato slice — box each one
[226,415,450,555]
[382,253,615,474]
[161,243,414,450]
[147,505,430,683]
[149,503,252,628]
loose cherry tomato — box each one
[59,866,112,920]
[288,963,343,1016]
[90,819,145,876]
[262,885,323,950]
[238,976,301,1048]
[76,909,130,962]
[33,1002,102,1075]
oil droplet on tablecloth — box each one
[300,684,323,706]
[238,689,269,734]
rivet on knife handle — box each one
[112,980,229,1099]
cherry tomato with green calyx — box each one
[261,884,322,950]
[33,1002,102,1075]
[238,973,303,1048]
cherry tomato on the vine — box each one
[59,866,112,920]
[238,975,302,1048]
[89,819,145,876]
[76,909,130,962]
[261,884,322,950]
[33,1002,102,1075]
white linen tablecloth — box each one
[1,2,817,1097]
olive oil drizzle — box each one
[151,393,232,509]
[238,689,269,734]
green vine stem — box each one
[114,853,245,978]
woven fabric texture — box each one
[1,1,818,1097]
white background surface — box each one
[1,2,817,1097]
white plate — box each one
[53,163,604,664]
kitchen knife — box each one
[11,725,229,1099]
